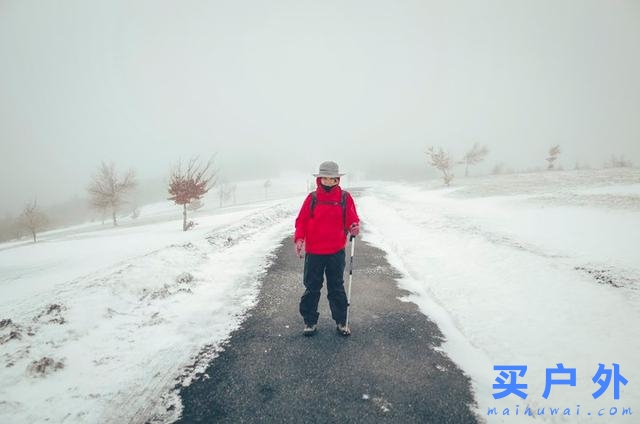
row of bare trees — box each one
[85,156,217,233]
[425,144,575,186]
[88,155,278,233]
[427,142,635,184]
[12,153,280,243]
[13,145,633,241]
[425,143,490,186]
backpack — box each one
[310,191,349,233]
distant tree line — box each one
[1,153,230,243]
[424,142,634,186]
[425,143,490,186]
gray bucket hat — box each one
[313,161,345,178]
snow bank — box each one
[0,198,299,423]
[360,169,640,423]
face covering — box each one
[321,183,334,192]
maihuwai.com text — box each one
[486,404,632,418]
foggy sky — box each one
[1,0,639,215]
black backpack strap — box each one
[341,191,348,231]
[310,192,317,218]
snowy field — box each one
[0,180,305,423]
[1,168,639,423]
[360,167,640,423]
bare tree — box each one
[131,206,141,219]
[87,161,137,226]
[229,184,237,205]
[19,199,48,243]
[168,155,217,231]
[263,179,272,199]
[215,179,232,208]
[217,183,232,207]
[425,146,454,186]
[458,143,489,177]
[546,145,561,170]
[100,206,108,225]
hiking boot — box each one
[303,324,317,337]
[336,323,351,336]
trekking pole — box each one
[345,234,356,328]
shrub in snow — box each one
[176,272,194,284]
[604,155,633,168]
[0,330,22,345]
[33,303,66,325]
[27,357,64,377]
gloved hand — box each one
[295,239,304,258]
[349,223,360,237]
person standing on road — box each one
[294,161,360,337]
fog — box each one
[1,0,639,216]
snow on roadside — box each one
[0,199,298,423]
[359,173,640,423]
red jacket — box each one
[294,178,360,254]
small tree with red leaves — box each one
[168,156,217,231]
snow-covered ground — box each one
[0,180,305,423]
[360,167,640,423]
[1,168,639,423]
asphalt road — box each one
[175,233,479,423]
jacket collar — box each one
[315,177,342,199]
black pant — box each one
[299,249,348,326]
